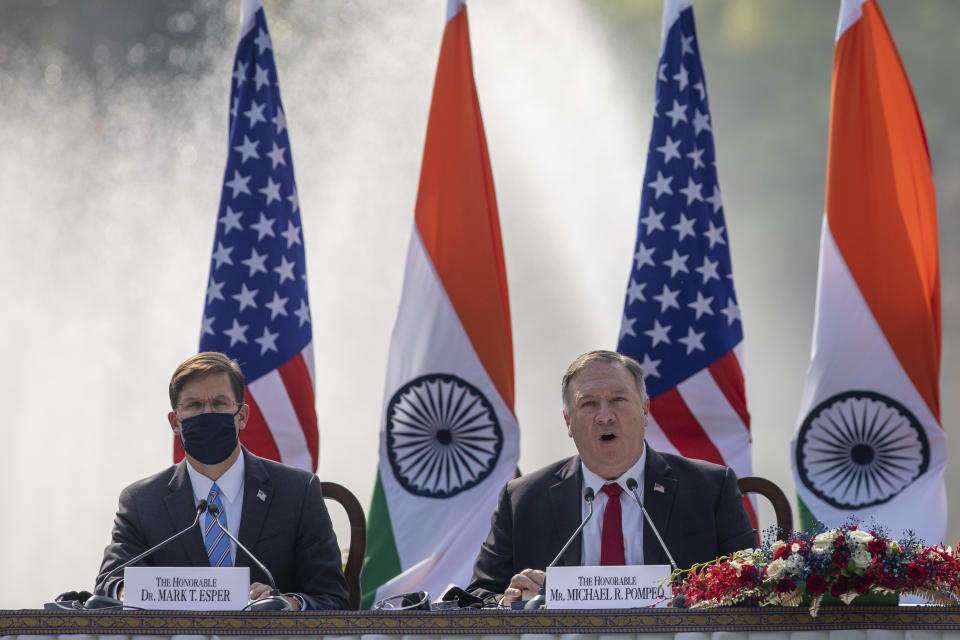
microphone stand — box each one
[85,500,209,610]
[207,504,292,611]
[524,487,595,610]
[625,478,687,605]
[625,478,678,574]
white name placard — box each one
[124,566,251,611]
[546,565,672,609]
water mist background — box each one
[2,0,959,608]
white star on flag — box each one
[647,172,674,199]
[186,0,320,475]
[616,0,755,528]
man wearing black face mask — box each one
[94,352,349,610]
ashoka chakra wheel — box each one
[386,373,503,498]
[795,390,929,510]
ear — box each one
[168,411,181,435]
[642,397,650,416]
[237,404,250,431]
[563,410,573,438]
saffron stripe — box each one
[413,7,514,411]
[826,0,940,422]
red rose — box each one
[905,562,927,582]
[830,576,849,597]
[878,572,899,590]
[776,577,796,595]
[773,546,790,560]
[868,539,886,555]
[741,564,759,581]
[833,551,850,568]
[806,574,827,595]
[853,574,873,593]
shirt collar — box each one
[581,444,647,498]
[185,450,246,504]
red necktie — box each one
[600,483,625,566]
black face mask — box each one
[179,411,239,465]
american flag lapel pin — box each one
[257,489,267,502]
[653,483,665,494]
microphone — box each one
[206,503,292,611]
[43,590,94,610]
[85,499,209,610]
[524,486,595,610]
[625,478,678,574]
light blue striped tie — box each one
[204,484,233,567]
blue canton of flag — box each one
[616,0,752,502]
[618,4,740,392]
[181,0,318,472]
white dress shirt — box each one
[579,447,647,566]
[112,453,247,600]
[186,453,245,565]
[186,454,307,610]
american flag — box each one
[175,0,318,472]
[617,0,753,519]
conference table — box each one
[3,607,960,640]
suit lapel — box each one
[165,461,209,567]
[547,456,583,567]
[642,447,678,565]
[236,448,272,567]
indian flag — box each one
[791,0,946,544]
[361,0,519,608]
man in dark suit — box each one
[95,352,349,610]
[468,350,755,606]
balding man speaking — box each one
[468,350,755,606]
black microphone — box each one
[524,486,595,610]
[206,503,292,611]
[85,499,209,610]
[625,478,678,574]
[43,590,94,610]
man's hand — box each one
[501,569,545,606]
[249,581,299,610]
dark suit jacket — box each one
[95,448,350,610]
[467,446,756,603]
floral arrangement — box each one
[672,523,960,616]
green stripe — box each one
[360,471,402,609]
[796,494,817,531]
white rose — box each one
[791,542,801,553]
[812,530,838,553]
[847,530,874,545]
[767,558,785,580]
[811,539,831,554]
[853,548,872,569]
[733,549,756,561]
[771,541,786,555]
